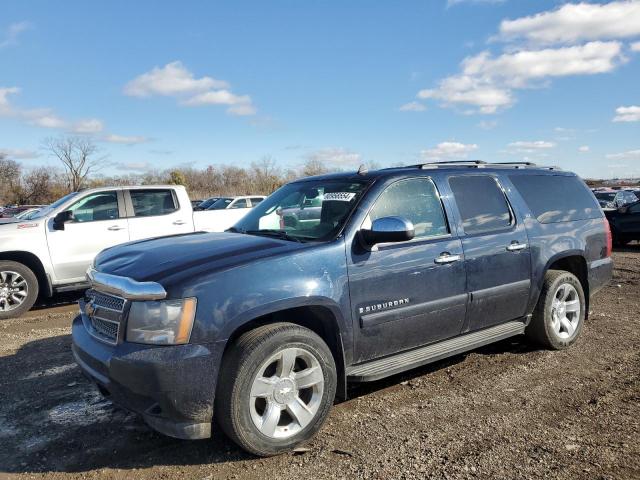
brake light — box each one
[604,218,612,257]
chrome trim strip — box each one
[86,267,167,301]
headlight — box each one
[126,298,197,345]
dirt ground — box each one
[1,249,639,480]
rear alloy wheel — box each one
[0,261,39,320]
[526,270,585,350]
[216,323,336,456]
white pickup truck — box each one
[0,185,264,319]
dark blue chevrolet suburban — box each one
[72,161,613,456]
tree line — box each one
[1,137,334,206]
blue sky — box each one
[1,0,639,179]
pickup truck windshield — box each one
[233,180,368,241]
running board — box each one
[347,321,526,382]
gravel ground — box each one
[1,249,639,480]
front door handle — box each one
[173,220,187,225]
[506,242,527,251]
[434,253,462,264]
[107,225,125,231]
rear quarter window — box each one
[508,175,601,224]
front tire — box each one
[526,270,585,350]
[0,261,39,320]
[215,323,337,456]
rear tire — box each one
[0,261,39,320]
[215,323,336,456]
[526,270,585,350]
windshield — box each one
[595,192,616,201]
[233,179,369,241]
[16,209,41,220]
[208,198,233,210]
[197,197,219,209]
[30,192,79,219]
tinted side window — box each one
[509,175,600,224]
[69,192,119,222]
[368,178,448,239]
[130,190,178,217]
[449,175,512,234]
[230,199,249,209]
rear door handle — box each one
[173,220,187,225]
[434,253,462,264]
[506,242,527,251]
[107,225,125,231]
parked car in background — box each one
[604,200,640,245]
[0,186,264,319]
[593,189,638,210]
[0,205,45,218]
[193,196,220,211]
[191,199,203,209]
[72,161,611,456]
[197,196,266,231]
[0,207,44,225]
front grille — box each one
[88,290,125,312]
[83,290,126,345]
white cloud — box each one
[0,21,31,49]
[578,145,590,152]
[0,87,20,114]
[417,41,625,114]
[478,120,498,130]
[420,142,478,160]
[398,101,427,112]
[72,118,104,133]
[124,61,256,116]
[103,134,149,145]
[111,161,153,171]
[306,147,362,168]
[124,61,228,97]
[613,105,640,122]
[447,0,505,6]
[27,113,66,129]
[508,141,555,150]
[632,41,640,52]
[0,148,39,160]
[498,1,640,45]
[606,149,640,160]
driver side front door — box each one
[347,177,468,363]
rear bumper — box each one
[589,256,614,297]
[71,314,224,440]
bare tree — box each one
[0,154,22,204]
[302,158,329,177]
[44,136,102,191]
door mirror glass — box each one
[52,210,74,230]
[361,216,415,245]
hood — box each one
[94,231,305,284]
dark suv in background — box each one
[72,161,612,456]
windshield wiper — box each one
[244,229,308,243]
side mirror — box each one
[53,210,74,230]
[361,216,415,246]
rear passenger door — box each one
[125,189,193,240]
[447,174,531,332]
[348,177,468,363]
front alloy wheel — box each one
[216,323,336,456]
[249,347,325,439]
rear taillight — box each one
[604,218,612,257]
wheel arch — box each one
[543,251,589,317]
[220,300,349,401]
[0,251,52,298]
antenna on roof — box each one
[357,164,369,175]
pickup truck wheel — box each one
[215,323,337,456]
[0,261,39,320]
[526,270,585,350]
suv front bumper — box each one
[71,314,224,440]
